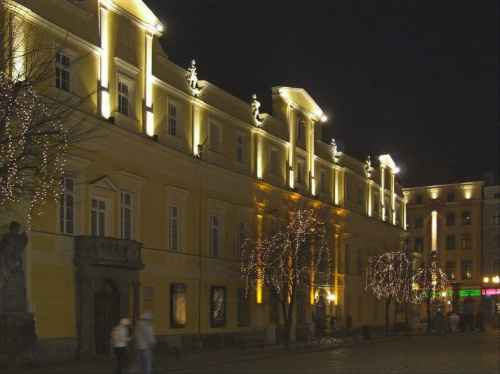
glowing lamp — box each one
[156,22,164,32]
[483,277,490,283]
[320,114,328,123]
[328,294,336,302]
[493,276,500,284]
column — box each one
[99,4,110,119]
[309,119,315,195]
[380,166,386,221]
[144,32,154,136]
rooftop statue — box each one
[330,139,339,164]
[187,59,198,89]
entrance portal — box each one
[94,279,119,355]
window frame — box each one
[169,204,179,252]
[55,50,71,92]
[120,191,133,240]
[445,261,456,280]
[461,260,472,280]
[60,177,76,234]
[168,102,179,137]
[461,211,471,225]
[461,233,471,250]
[91,197,107,237]
[209,214,220,257]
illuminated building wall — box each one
[4,0,406,364]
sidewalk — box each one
[16,331,404,374]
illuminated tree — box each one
[366,251,413,335]
[0,2,96,217]
[240,199,337,350]
[411,250,449,332]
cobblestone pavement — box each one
[17,328,499,374]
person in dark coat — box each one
[458,311,467,332]
[475,309,486,331]
[466,312,474,332]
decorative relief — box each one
[74,236,144,269]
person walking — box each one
[111,318,131,374]
[434,311,443,336]
[475,309,486,331]
[129,312,156,374]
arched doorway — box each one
[94,278,120,355]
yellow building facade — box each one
[1,0,406,364]
[404,182,484,319]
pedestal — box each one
[0,312,38,371]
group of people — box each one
[110,312,156,374]
[433,309,486,335]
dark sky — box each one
[144,0,499,187]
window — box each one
[445,235,455,250]
[447,192,455,202]
[169,204,179,251]
[493,259,500,274]
[414,237,423,252]
[236,135,244,162]
[492,234,500,248]
[55,51,71,91]
[297,119,305,142]
[270,148,280,176]
[445,261,456,280]
[415,215,423,228]
[209,121,221,152]
[461,260,472,279]
[320,169,328,193]
[374,192,380,213]
[118,81,130,116]
[493,212,500,226]
[91,198,106,236]
[237,288,251,327]
[446,213,455,226]
[297,158,305,184]
[60,177,75,234]
[121,192,132,239]
[357,247,363,276]
[210,214,219,256]
[344,244,350,275]
[237,221,245,259]
[416,195,423,204]
[462,211,471,225]
[170,283,186,328]
[168,104,178,136]
[210,286,226,327]
[461,233,471,250]
[357,185,365,206]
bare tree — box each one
[240,197,339,350]
[411,250,448,332]
[365,238,413,336]
[0,2,98,216]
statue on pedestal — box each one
[251,94,263,126]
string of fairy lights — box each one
[366,249,449,304]
[0,71,67,222]
[240,209,329,297]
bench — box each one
[154,340,180,363]
[295,328,321,347]
[232,334,265,355]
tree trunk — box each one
[283,318,292,350]
[385,296,392,336]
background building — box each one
[0,0,406,365]
[404,182,484,320]
[481,183,500,325]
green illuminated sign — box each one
[459,289,480,297]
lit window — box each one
[121,192,132,239]
[169,204,179,251]
[60,177,75,234]
[462,211,471,225]
[493,212,500,226]
[461,260,472,279]
[55,51,71,91]
[445,261,456,280]
[118,81,129,116]
[210,214,219,257]
[91,198,106,237]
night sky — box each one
[144,0,499,187]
